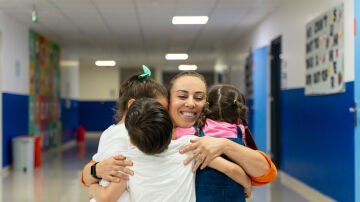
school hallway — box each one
[1,132,326,202]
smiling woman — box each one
[167,71,207,128]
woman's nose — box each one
[185,99,195,108]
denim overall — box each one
[195,127,246,202]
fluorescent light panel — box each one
[172,16,208,24]
[165,53,188,60]
[95,60,116,67]
[178,65,197,71]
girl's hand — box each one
[97,154,134,182]
[244,184,252,199]
[180,136,227,171]
[244,175,252,198]
[88,184,96,199]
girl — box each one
[188,84,259,201]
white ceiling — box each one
[0,0,280,69]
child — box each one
[82,65,169,201]
[176,84,262,201]
[89,98,196,201]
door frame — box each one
[269,36,282,169]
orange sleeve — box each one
[250,150,277,186]
[81,159,96,187]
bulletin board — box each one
[305,3,344,95]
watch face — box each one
[91,162,101,180]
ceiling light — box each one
[172,16,208,24]
[165,53,188,60]
[95,60,116,67]
[178,65,197,71]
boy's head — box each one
[125,98,173,155]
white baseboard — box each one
[279,171,336,202]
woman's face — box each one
[169,75,206,128]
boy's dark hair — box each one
[114,73,168,122]
[196,84,258,150]
[125,98,173,155]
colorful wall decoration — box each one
[305,3,344,95]
[29,30,61,150]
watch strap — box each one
[91,162,102,180]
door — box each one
[252,46,268,152]
[270,36,282,169]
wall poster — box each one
[29,30,61,150]
[305,3,344,95]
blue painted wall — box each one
[2,94,80,168]
[78,101,116,131]
[281,82,354,202]
[60,99,79,143]
[354,0,360,201]
[2,93,29,167]
[252,46,268,152]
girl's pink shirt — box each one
[175,118,245,139]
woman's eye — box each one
[178,95,187,99]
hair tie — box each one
[138,65,151,80]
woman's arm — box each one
[208,157,252,198]
[181,136,271,177]
[89,181,127,202]
[81,155,134,187]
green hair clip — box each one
[138,65,151,80]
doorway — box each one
[270,36,282,169]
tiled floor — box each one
[1,133,314,202]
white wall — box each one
[0,12,29,94]
[231,0,354,89]
[79,59,119,101]
[60,65,79,100]
[0,11,29,172]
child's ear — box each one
[127,99,136,108]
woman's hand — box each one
[180,136,228,171]
[97,154,134,182]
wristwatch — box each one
[90,162,102,180]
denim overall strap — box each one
[195,127,246,202]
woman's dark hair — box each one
[114,73,168,122]
[196,84,258,150]
[167,71,207,99]
[125,98,173,154]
